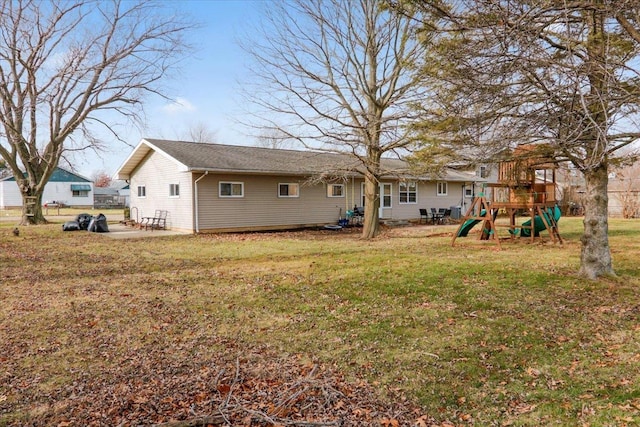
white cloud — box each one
[162,97,196,114]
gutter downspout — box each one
[194,171,209,233]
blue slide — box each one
[520,205,561,237]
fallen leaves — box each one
[2,221,640,425]
[0,339,427,426]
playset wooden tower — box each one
[452,145,562,248]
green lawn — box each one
[1,217,639,426]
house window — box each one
[70,184,91,197]
[219,181,244,197]
[327,184,344,197]
[437,181,448,196]
[278,183,299,197]
[479,166,489,178]
[137,186,146,198]
[169,183,180,197]
[399,181,417,204]
[381,183,392,209]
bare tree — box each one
[242,0,429,238]
[0,0,192,224]
[182,120,218,143]
[408,1,640,279]
[255,128,296,150]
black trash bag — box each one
[88,213,109,233]
[75,213,92,230]
[62,221,80,231]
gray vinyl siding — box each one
[414,181,467,215]
[128,152,194,230]
[324,179,466,220]
[196,174,349,231]
[194,176,468,231]
[382,181,467,221]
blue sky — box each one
[73,0,265,178]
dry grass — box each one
[1,217,639,426]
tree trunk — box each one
[579,164,614,279]
[362,173,380,239]
[20,186,47,225]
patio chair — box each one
[430,208,439,224]
[139,210,160,229]
[419,208,429,224]
[431,208,449,224]
[144,210,168,230]
[140,209,167,231]
[436,208,448,224]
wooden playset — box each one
[452,145,562,248]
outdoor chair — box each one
[419,208,429,224]
[143,210,168,230]
[431,208,448,224]
[139,210,160,229]
[140,209,167,231]
[430,208,439,224]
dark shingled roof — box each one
[144,139,361,175]
[116,139,478,182]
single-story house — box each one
[115,139,481,233]
[0,167,93,209]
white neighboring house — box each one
[0,167,94,209]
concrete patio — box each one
[102,223,190,239]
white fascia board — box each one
[115,138,189,179]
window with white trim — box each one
[327,184,344,197]
[399,181,417,204]
[169,183,180,197]
[278,183,299,197]
[137,185,146,198]
[219,182,244,197]
[381,183,392,208]
[437,181,448,196]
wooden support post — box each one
[452,196,501,249]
